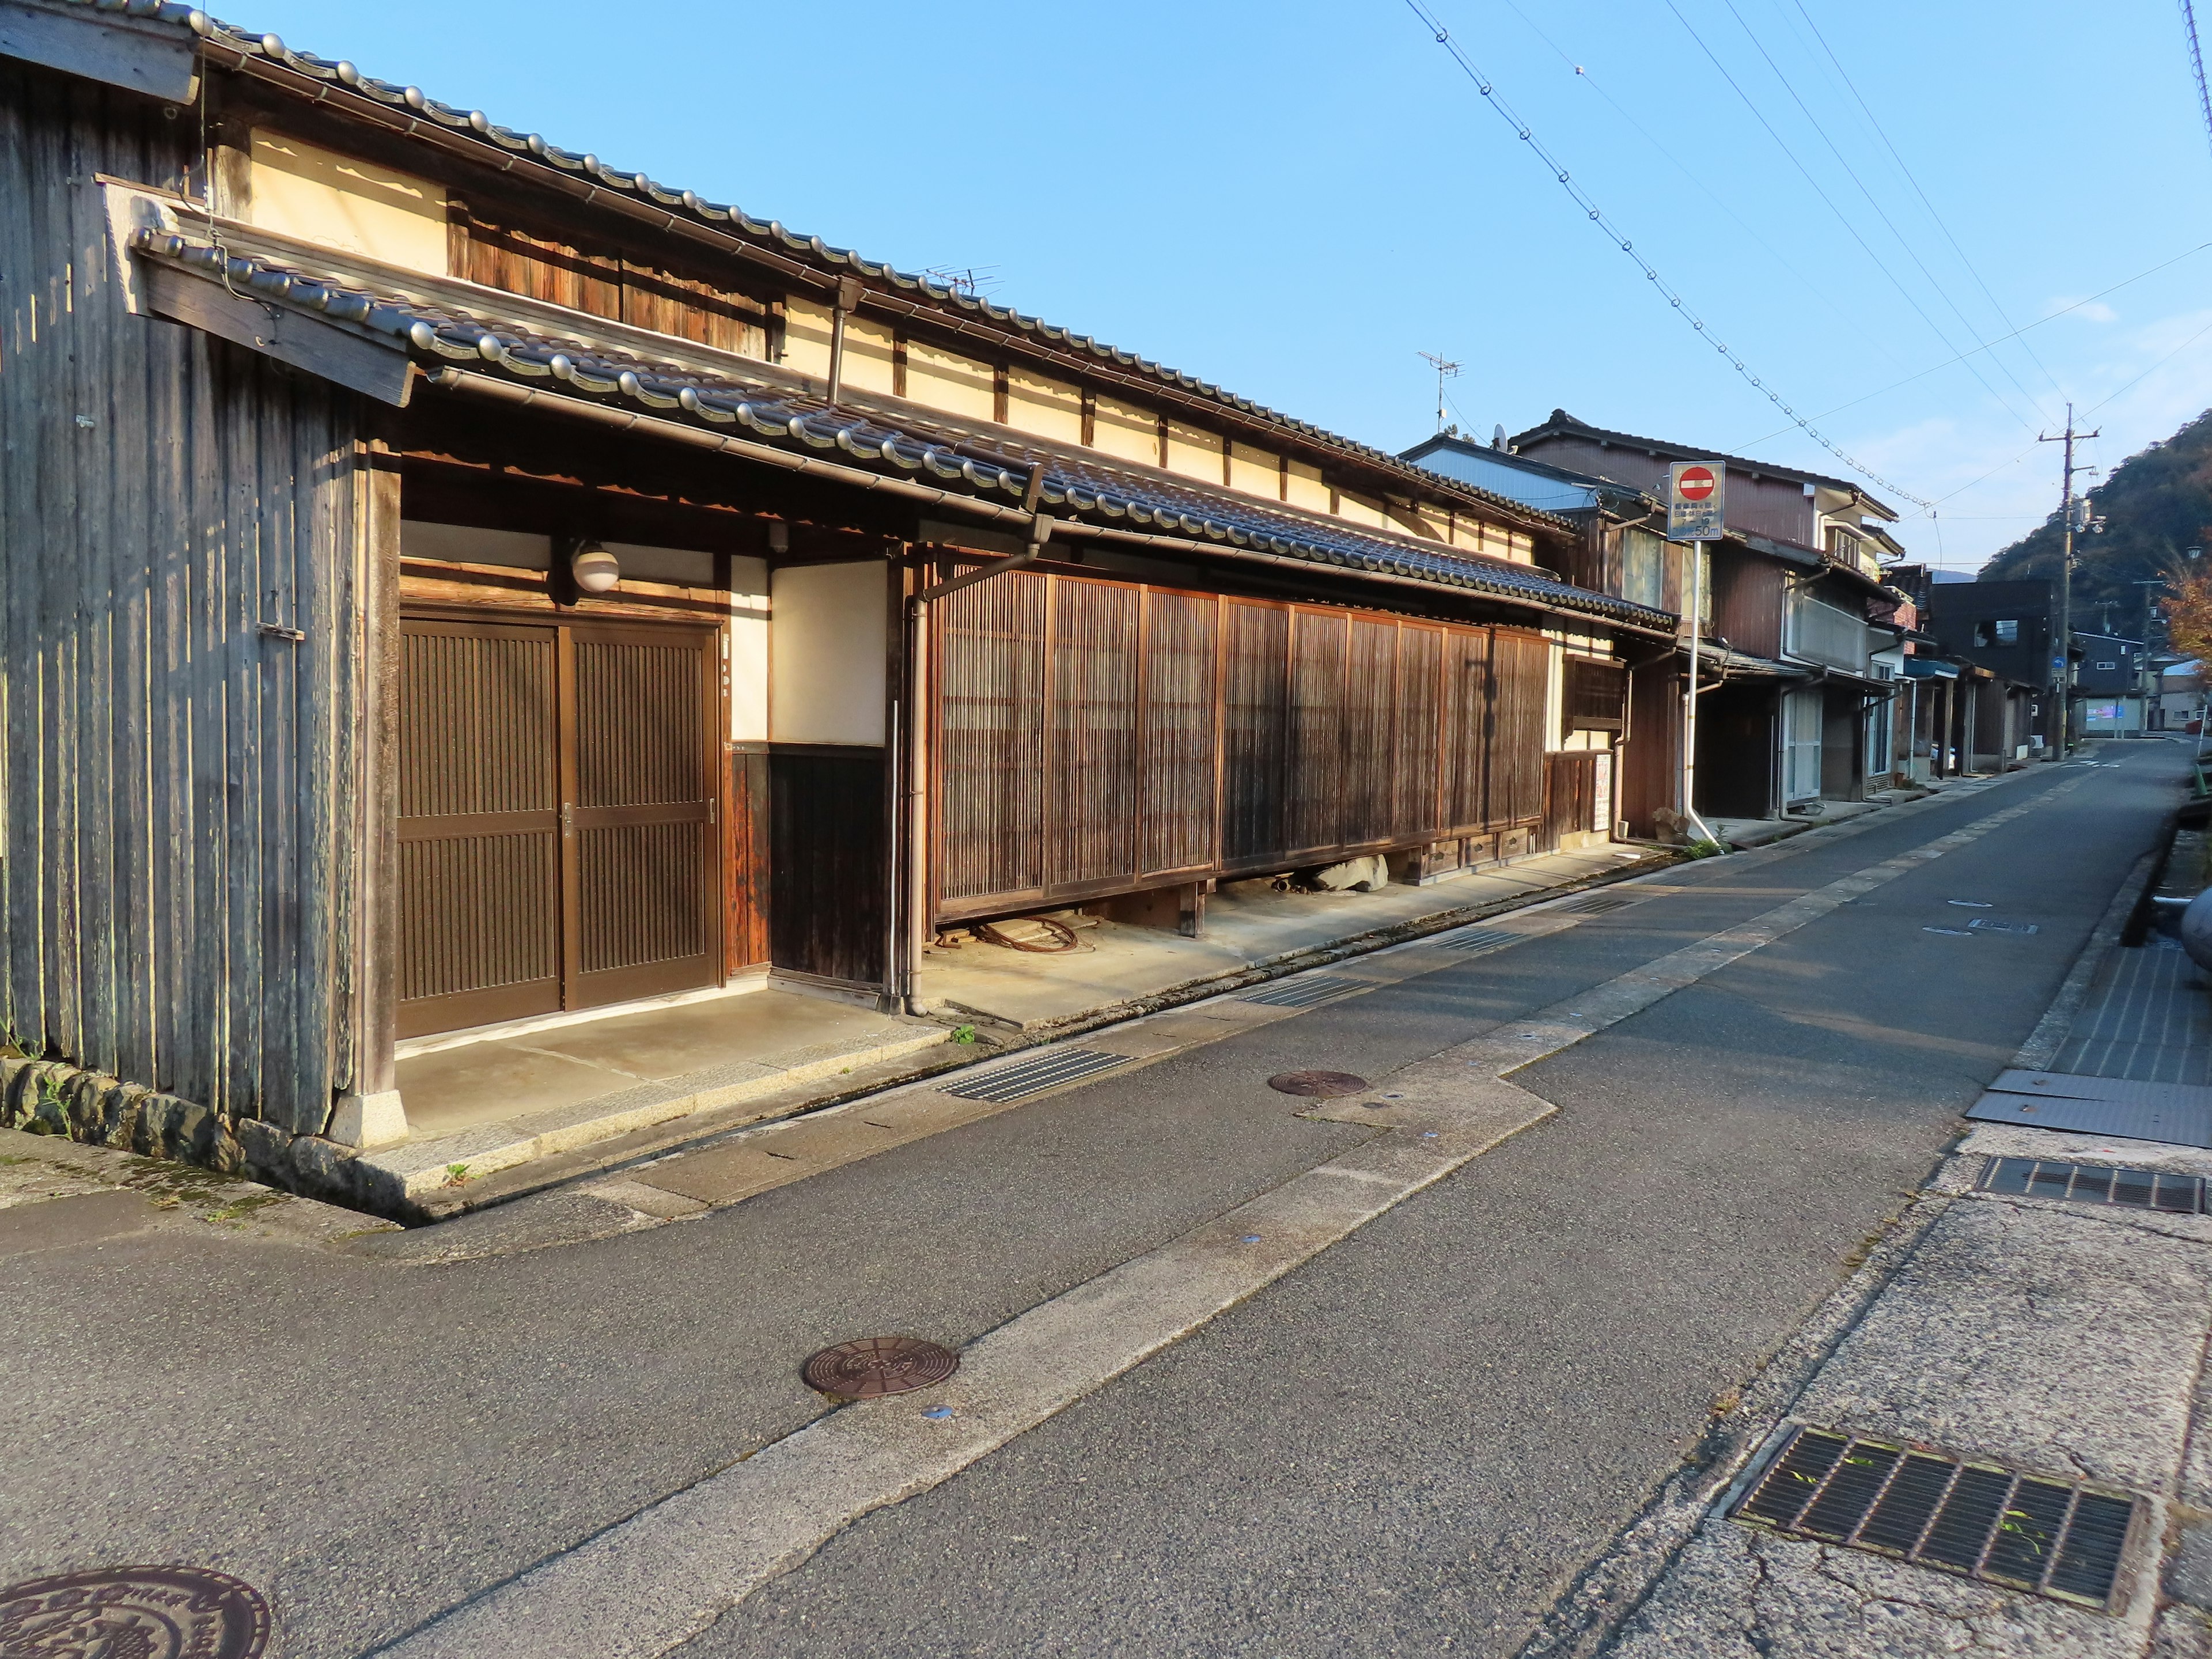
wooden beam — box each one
[0,0,197,102]
[143,262,415,407]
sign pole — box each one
[1667,461,1723,847]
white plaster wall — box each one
[840,319,897,396]
[601,541,715,586]
[1165,421,1224,483]
[728,554,769,743]
[1228,442,1281,499]
[771,562,886,745]
[907,342,995,421]
[1285,460,1330,513]
[1008,371,1083,444]
[1336,491,1387,530]
[248,131,448,275]
[783,297,832,378]
[1092,396,1158,465]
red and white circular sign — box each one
[1676,465,1717,501]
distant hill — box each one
[1978,408,2212,641]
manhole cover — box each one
[0,1566,271,1658]
[802,1336,959,1399]
[1267,1070,1369,1097]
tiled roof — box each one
[71,1,1552,535]
[132,230,1672,630]
[1512,409,1902,521]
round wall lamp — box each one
[571,541,621,594]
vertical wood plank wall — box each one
[0,62,364,1135]
[930,570,1560,922]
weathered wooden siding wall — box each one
[930,570,1552,922]
[1711,550,1785,660]
[1,62,364,1135]
[769,748,888,987]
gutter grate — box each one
[1978,1157,2206,1215]
[1238,976,1368,1009]
[1969,918,2040,935]
[1438,927,1521,953]
[1732,1426,2137,1611]
[1558,892,1639,915]
[942,1048,1130,1103]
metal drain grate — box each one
[1969,918,2040,935]
[1239,976,1367,1009]
[1979,1156,2206,1214]
[1733,1426,2136,1609]
[1438,927,1521,953]
[943,1048,1129,1102]
[1558,892,1639,915]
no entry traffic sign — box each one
[1668,460,1725,540]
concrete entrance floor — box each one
[915,843,1653,1033]
[365,990,950,1209]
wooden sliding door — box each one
[397,615,719,1038]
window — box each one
[1563,657,1627,735]
[1975,619,2021,646]
[1619,527,1665,611]
[2095,660,2119,672]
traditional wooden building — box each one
[1512,412,1906,823]
[0,1,1671,1178]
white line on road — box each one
[372,774,2087,1659]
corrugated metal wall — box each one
[1,63,365,1134]
[930,570,1552,922]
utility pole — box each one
[1417,351,1461,435]
[2037,404,2100,753]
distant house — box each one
[1508,411,1907,819]
[2074,631,2148,734]
[1402,431,1690,838]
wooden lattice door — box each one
[397,615,719,1039]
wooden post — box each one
[329,440,407,1147]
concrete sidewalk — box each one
[352,841,1672,1219]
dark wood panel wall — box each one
[0,62,365,1135]
[454,207,778,361]
[769,749,888,987]
[929,570,1556,923]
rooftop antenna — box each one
[1417,350,1461,435]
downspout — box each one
[825,274,864,408]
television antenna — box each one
[1417,350,1461,434]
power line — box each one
[1713,0,2056,429]
[1401,0,1933,508]
[1661,0,2043,436]
[1486,0,1909,372]
[2182,0,2212,167]
[1783,0,2070,408]
[1728,239,2212,455]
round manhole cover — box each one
[1267,1070,1370,1098]
[0,1566,271,1658]
[803,1336,959,1399]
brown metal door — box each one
[397,619,564,1037]
[567,623,718,1008]
[397,615,719,1037]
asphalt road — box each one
[0,746,2183,1659]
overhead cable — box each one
[1785,0,2070,409]
[1401,0,1934,509]
[1713,0,2056,429]
[1662,0,2041,437]
[1730,240,2212,457]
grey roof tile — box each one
[132,231,1672,630]
[73,0,1553,532]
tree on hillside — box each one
[1978,408,2212,644]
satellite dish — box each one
[1493,424,1508,450]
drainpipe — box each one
[825,274,865,408]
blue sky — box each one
[237,1,2212,570]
